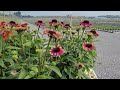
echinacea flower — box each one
[1,22,6,26]
[21,23,28,27]
[35,20,45,26]
[52,19,57,23]
[1,30,12,40]
[64,24,71,29]
[76,28,80,32]
[50,45,64,57]
[60,22,64,26]
[82,42,95,51]
[14,24,21,27]
[49,19,59,27]
[80,20,92,27]
[43,30,61,39]
[89,29,99,37]
[78,62,85,69]
[9,21,16,26]
[0,22,6,28]
[61,22,64,25]
[14,24,27,33]
[71,31,75,35]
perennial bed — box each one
[0,19,99,79]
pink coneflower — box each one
[14,24,21,27]
[82,42,95,51]
[0,22,6,28]
[61,22,64,25]
[21,23,28,27]
[89,29,99,37]
[52,19,57,23]
[50,45,64,57]
[9,21,16,26]
[35,20,45,26]
[49,19,59,27]
[1,22,6,26]
[64,24,71,29]
[1,30,12,40]
[80,20,92,27]
[43,30,61,39]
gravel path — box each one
[94,31,120,79]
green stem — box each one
[45,37,52,60]
[38,53,42,76]
[55,38,57,47]
[20,33,26,59]
[78,30,79,39]
[80,27,85,41]
[81,50,87,61]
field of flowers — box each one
[0,19,99,79]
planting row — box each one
[0,19,99,79]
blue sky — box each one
[20,11,120,17]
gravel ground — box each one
[93,31,120,79]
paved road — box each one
[21,20,120,79]
[94,31,120,79]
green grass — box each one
[0,16,21,24]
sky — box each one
[1,11,120,17]
[19,11,120,17]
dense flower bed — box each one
[0,19,99,79]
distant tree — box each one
[14,11,21,17]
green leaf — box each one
[37,74,52,79]
[24,75,32,79]
[4,58,15,66]
[23,42,31,47]
[47,66,62,77]
[64,67,72,78]
[78,69,90,79]
[0,59,6,68]
[18,69,27,79]
[31,67,39,73]
[29,71,36,76]
[6,46,21,50]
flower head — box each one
[78,62,85,69]
[52,19,57,23]
[50,45,64,57]
[49,19,59,27]
[21,23,28,27]
[64,24,71,29]
[0,22,6,28]
[82,42,95,51]
[35,20,45,26]
[89,29,99,37]
[1,30,12,40]
[61,22,64,25]
[80,20,92,27]
[1,22,6,26]
[9,21,16,26]
[14,24,21,27]
[43,30,61,39]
